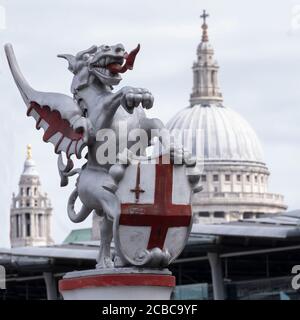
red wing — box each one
[27,102,86,159]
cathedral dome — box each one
[166,10,286,222]
[167,103,264,164]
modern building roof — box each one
[1,210,299,265]
[63,228,92,244]
[192,210,300,239]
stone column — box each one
[208,252,226,300]
[44,272,58,300]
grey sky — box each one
[0,0,299,247]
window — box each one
[34,187,37,196]
[26,187,30,196]
[225,174,231,182]
[16,215,20,238]
[211,71,215,85]
[20,188,24,196]
[200,175,207,182]
[25,213,31,237]
[38,214,43,237]
[214,212,225,218]
[261,176,264,183]
[34,200,38,207]
[236,175,241,182]
[254,175,258,183]
[213,174,219,182]
[199,212,210,218]
[246,175,250,182]
[26,201,30,207]
[243,212,253,219]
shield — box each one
[114,154,193,267]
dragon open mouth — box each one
[107,44,140,74]
[91,44,140,78]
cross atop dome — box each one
[200,10,209,24]
[200,10,209,42]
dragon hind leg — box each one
[96,214,114,269]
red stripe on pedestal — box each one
[59,274,176,291]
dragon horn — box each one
[57,54,77,73]
[57,53,79,74]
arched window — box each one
[34,187,37,196]
[26,187,30,196]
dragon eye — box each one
[82,53,90,61]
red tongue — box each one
[107,44,140,74]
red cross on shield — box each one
[114,155,193,267]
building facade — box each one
[10,145,53,247]
[167,12,287,223]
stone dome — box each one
[167,103,264,164]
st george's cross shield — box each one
[114,154,193,267]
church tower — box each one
[10,145,53,247]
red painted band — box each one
[59,274,176,291]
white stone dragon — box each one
[5,42,199,268]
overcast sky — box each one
[0,0,299,247]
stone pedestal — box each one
[59,268,175,300]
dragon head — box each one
[58,43,140,93]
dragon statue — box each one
[5,42,200,268]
